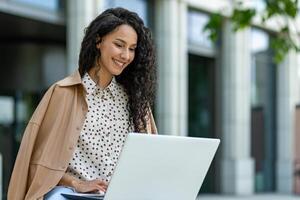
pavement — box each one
[197,194,300,200]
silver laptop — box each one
[103,133,220,200]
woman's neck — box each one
[88,66,113,89]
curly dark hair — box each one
[78,7,156,132]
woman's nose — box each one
[120,49,130,61]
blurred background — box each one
[0,0,300,199]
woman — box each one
[8,7,157,200]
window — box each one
[11,0,61,11]
[250,28,277,192]
[188,10,213,49]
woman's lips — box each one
[113,59,126,68]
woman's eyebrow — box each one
[115,38,137,46]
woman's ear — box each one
[96,36,102,49]
[96,43,101,49]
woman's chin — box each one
[111,67,126,76]
[111,70,123,76]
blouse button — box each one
[101,95,107,100]
[69,146,74,151]
[76,127,80,131]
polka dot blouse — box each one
[66,73,133,183]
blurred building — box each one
[0,0,66,199]
[0,0,300,199]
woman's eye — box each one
[129,48,136,52]
[115,43,123,48]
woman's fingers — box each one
[94,179,108,188]
[74,179,109,193]
[88,183,105,193]
[87,180,107,192]
[98,186,107,193]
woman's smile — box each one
[112,58,126,68]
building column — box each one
[220,20,255,195]
[66,0,105,74]
[154,0,188,136]
[276,51,298,193]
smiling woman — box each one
[92,24,138,88]
[7,7,157,200]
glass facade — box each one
[188,54,216,194]
[188,54,215,140]
[11,0,61,11]
[0,1,66,197]
[188,9,217,193]
[187,10,214,50]
[0,43,66,199]
[250,28,277,192]
[0,91,43,199]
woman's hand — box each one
[73,179,108,194]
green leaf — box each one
[231,8,256,31]
[282,0,298,18]
[270,36,291,63]
[204,0,300,63]
[203,13,223,42]
[265,0,298,18]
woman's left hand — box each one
[73,179,108,194]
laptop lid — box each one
[104,133,220,200]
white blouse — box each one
[66,73,133,183]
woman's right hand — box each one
[73,179,108,194]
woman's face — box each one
[96,24,138,76]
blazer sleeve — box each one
[7,85,55,200]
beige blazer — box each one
[7,71,157,200]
